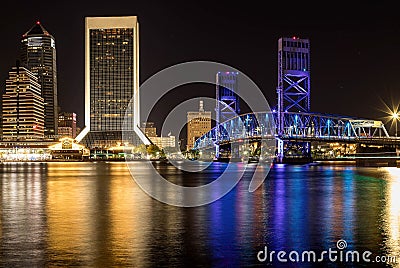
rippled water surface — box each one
[0,162,399,267]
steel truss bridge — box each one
[194,37,400,162]
[194,111,399,158]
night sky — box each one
[1,1,400,134]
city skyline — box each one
[0,2,400,134]
[1,3,400,267]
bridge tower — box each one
[215,72,240,158]
[277,37,311,162]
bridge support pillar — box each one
[231,142,240,160]
[215,144,220,160]
[305,142,311,158]
[277,138,284,163]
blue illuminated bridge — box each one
[193,111,400,163]
[194,37,400,164]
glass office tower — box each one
[76,16,148,149]
[20,21,58,138]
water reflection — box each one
[0,163,47,267]
[46,163,98,266]
[108,165,150,267]
[0,162,399,267]
[382,168,400,260]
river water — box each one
[0,161,399,267]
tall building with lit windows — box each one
[187,100,212,150]
[20,21,58,138]
[58,112,77,138]
[2,65,45,140]
[75,16,149,148]
[141,122,157,137]
[76,16,149,149]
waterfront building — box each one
[141,122,157,137]
[20,21,58,138]
[187,100,212,150]
[2,66,45,140]
[76,16,149,149]
[0,138,89,161]
[149,135,176,149]
[58,112,77,138]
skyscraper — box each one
[2,65,45,140]
[76,16,149,148]
[187,100,212,150]
[20,21,58,138]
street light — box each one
[392,112,399,137]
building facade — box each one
[58,112,77,138]
[141,122,157,137]
[20,21,58,138]
[2,66,45,140]
[149,136,176,149]
[76,16,149,149]
[187,100,212,150]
